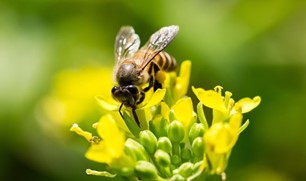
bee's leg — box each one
[137,91,146,104]
[143,76,154,92]
[153,78,162,90]
[131,106,140,127]
[118,103,124,120]
[119,103,140,127]
[143,65,162,92]
[152,63,162,91]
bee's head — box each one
[111,85,140,106]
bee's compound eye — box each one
[126,85,139,95]
[111,86,120,94]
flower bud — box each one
[171,174,186,181]
[135,161,159,180]
[149,116,168,137]
[124,145,137,162]
[125,138,149,161]
[168,120,185,144]
[189,123,205,143]
[169,109,176,122]
[139,130,157,154]
[174,162,194,178]
[171,155,181,166]
[192,161,203,174]
[156,137,172,153]
[192,137,204,160]
[181,147,191,162]
[117,166,134,177]
[154,149,171,167]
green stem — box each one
[197,102,209,130]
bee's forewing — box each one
[140,25,179,70]
[113,26,141,81]
[115,26,141,62]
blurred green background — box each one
[1,0,306,180]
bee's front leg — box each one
[119,103,141,127]
[131,106,140,127]
[118,103,124,121]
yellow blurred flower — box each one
[38,66,113,132]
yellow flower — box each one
[71,114,127,165]
[192,86,261,175]
[192,86,261,124]
[39,66,113,130]
[204,113,242,174]
[85,114,126,164]
[71,114,136,177]
[204,114,241,154]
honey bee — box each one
[111,25,179,126]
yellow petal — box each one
[160,101,170,121]
[173,60,192,100]
[229,113,243,131]
[192,87,227,113]
[234,96,261,113]
[95,95,120,111]
[172,97,194,129]
[85,142,112,164]
[70,123,92,142]
[204,122,238,154]
[141,89,166,109]
[111,112,133,135]
[97,114,124,141]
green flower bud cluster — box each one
[118,118,206,181]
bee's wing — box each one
[113,26,140,81]
[114,26,140,64]
[139,25,179,71]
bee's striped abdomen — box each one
[153,51,176,72]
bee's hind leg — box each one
[153,80,162,91]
